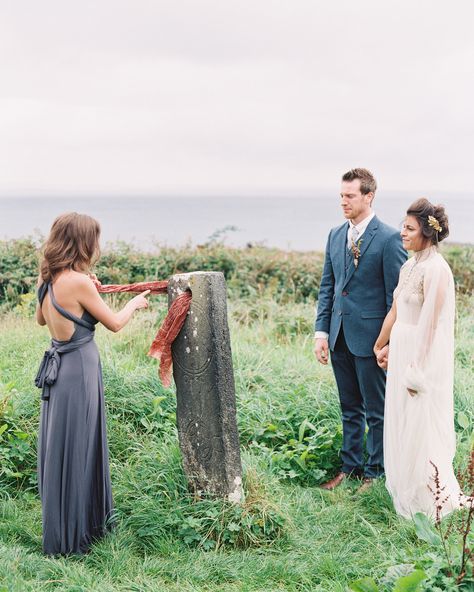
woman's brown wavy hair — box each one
[40,212,101,283]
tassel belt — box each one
[35,334,94,400]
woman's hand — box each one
[375,344,389,369]
[130,290,150,310]
[78,278,150,332]
[88,273,102,288]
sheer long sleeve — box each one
[405,257,454,393]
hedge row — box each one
[0,237,472,309]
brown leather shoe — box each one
[320,472,346,490]
[356,478,374,494]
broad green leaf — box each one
[393,569,427,592]
[0,424,8,437]
[413,512,441,546]
[457,411,470,430]
[13,430,28,439]
[201,539,215,550]
[298,419,308,443]
[298,450,309,467]
[381,564,416,585]
[349,577,379,592]
[295,456,307,470]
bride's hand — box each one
[375,345,389,369]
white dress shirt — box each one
[346,211,375,249]
[315,211,375,340]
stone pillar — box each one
[168,271,243,502]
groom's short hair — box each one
[342,168,377,195]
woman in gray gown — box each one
[35,212,150,555]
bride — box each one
[374,198,465,519]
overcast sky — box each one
[0,0,473,196]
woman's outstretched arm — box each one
[76,274,150,332]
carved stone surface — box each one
[168,271,243,502]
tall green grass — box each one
[0,290,472,591]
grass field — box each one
[0,293,473,591]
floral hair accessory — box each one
[427,215,442,233]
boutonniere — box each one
[351,238,363,268]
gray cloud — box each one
[0,0,473,194]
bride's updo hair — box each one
[406,198,449,245]
[40,212,101,283]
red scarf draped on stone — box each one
[94,280,191,387]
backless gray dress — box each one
[35,282,113,555]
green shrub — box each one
[246,415,342,486]
[1,238,324,307]
[0,237,40,309]
[0,383,36,488]
[2,238,472,315]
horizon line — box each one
[0,188,472,199]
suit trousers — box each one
[330,328,386,478]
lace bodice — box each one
[394,246,450,321]
[394,259,425,302]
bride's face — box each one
[400,215,429,252]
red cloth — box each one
[97,280,168,295]
[95,280,192,387]
[147,291,192,387]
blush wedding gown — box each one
[384,246,463,519]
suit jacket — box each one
[315,215,407,356]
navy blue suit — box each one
[315,215,406,477]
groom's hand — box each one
[314,338,329,365]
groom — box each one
[314,168,406,490]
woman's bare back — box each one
[41,271,87,341]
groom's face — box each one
[340,179,373,224]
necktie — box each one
[348,225,359,248]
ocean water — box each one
[0,193,472,252]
